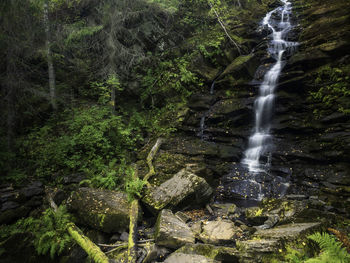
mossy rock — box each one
[152,152,191,185]
[219,54,257,80]
[67,188,140,233]
[142,169,212,214]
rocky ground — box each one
[1,0,349,262]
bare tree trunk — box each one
[5,50,15,152]
[143,138,163,183]
[44,0,57,110]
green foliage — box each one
[310,66,350,116]
[141,54,204,108]
[35,206,73,258]
[124,168,146,201]
[0,206,73,259]
[282,232,350,263]
[147,0,180,12]
[21,105,142,179]
[64,21,103,45]
[305,232,350,263]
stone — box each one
[212,203,238,218]
[67,187,138,233]
[238,239,280,253]
[164,253,220,263]
[142,243,171,263]
[253,222,321,241]
[63,173,86,184]
[20,181,43,198]
[285,194,308,200]
[1,201,19,211]
[142,169,212,213]
[120,231,129,242]
[154,209,195,249]
[199,219,243,245]
[220,54,256,78]
[176,243,239,262]
[175,211,191,223]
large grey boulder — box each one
[236,222,321,263]
[142,169,212,213]
[164,253,220,263]
[199,219,243,245]
[154,209,195,249]
[252,222,321,241]
[67,187,138,233]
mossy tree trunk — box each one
[127,164,139,263]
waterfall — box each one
[198,80,216,140]
[210,80,216,95]
[242,0,298,173]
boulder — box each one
[164,253,220,263]
[238,239,280,253]
[154,209,195,249]
[176,243,239,262]
[142,169,212,213]
[67,187,137,233]
[20,181,43,198]
[199,219,243,245]
[252,222,321,241]
[236,239,281,263]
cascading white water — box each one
[242,0,298,173]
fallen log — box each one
[47,193,110,263]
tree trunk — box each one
[5,49,15,152]
[143,138,163,182]
[127,164,139,263]
[67,223,110,263]
[44,0,57,110]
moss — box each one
[67,223,109,263]
[221,54,254,76]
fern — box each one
[305,232,350,263]
[285,246,306,263]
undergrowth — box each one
[282,232,350,263]
[0,205,73,259]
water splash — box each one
[242,0,298,173]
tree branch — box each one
[143,138,163,182]
[208,2,241,54]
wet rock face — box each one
[163,0,350,205]
[67,187,137,233]
[142,169,213,214]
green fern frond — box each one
[306,232,350,263]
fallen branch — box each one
[143,138,163,182]
[98,239,154,248]
[208,2,241,54]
